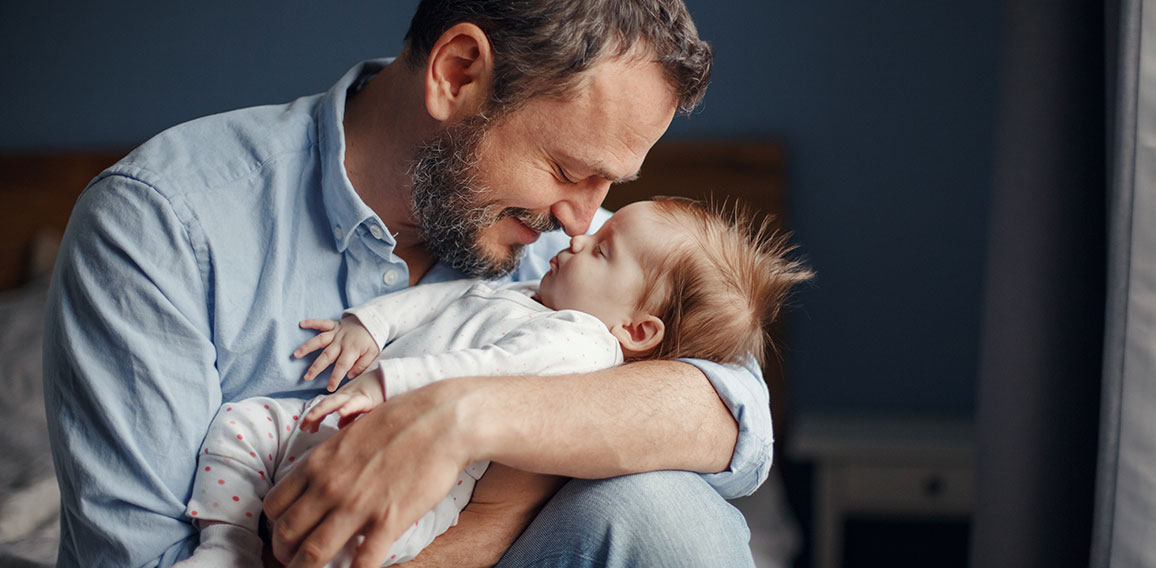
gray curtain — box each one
[1092,0,1156,565]
[970,0,1108,566]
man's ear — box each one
[610,315,666,358]
[424,22,493,122]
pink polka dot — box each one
[267,416,273,422]
[229,420,236,425]
[286,426,291,431]
[457,480,462,486]
[288,456,296,462]
[218,479,225,485]
[246,512,254,518]
[226,407,232,412]
[391,555,396,560]
[233,496,240,502]
[264,405,270,409]
[249,452,256,457]
[268,433,274,439]
[259,471,266,479]
[292,415,299,421]
[191,510,198,516]
[268,454,273,461]
[236,434,243,440]
[204,466,211,472]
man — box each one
[43,1,773,566]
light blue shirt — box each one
[42,59,773,567]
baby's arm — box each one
[377,311,622,398]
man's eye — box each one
[556,165,577,185]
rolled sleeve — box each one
[678,356,773,499]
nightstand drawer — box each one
[837,463,973,515]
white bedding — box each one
[0,278,60,567]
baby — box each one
[179,197,812,567]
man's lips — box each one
[513,218,542,245]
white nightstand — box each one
[788,414,975,568]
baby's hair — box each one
[634,196,813,368]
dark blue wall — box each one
[0,1,1002,416]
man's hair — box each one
[635,197,814,369]
[402,0,712,115]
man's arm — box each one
[44,175,221,566]
[264,359,740,567]
[406,464,567,568]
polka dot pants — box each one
[185,395,487,566]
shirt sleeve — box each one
[344,279,478,350]
[43,173,222,567]
[678,356,774,499]
[377,311,622,398]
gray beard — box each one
[410,115,559,279]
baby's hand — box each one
[299,372,385,432]
[294,316,380,392]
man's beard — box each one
[410,114,560,279]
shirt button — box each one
[369,225,385,239]
[334,226,343,240]
[383,270,400,286]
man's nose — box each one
[551,181,611,237]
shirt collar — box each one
[317,58,397,252]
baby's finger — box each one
[299,319,338,332]
[336,395,372,420]
[346,352,375,379]
[302,346,338,382]
[329,352,360,392]
[293,331,335,359]
[301,395,346,432]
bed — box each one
[0,142,801,567]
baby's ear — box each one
[611,315,665,358]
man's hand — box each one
[295,316,380,391]
[263,362,737,567]
[263,380,471,568]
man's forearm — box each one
[459,360,738,478]
[407,464,567,567]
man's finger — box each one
[286,508,367,568]
[351,519,397,568]
[264,467,307,524]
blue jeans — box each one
[495,471,756,567]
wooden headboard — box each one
[0,151,128,292]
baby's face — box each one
[538,201,679,327]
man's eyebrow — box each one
[598,167,640,185]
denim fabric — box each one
[497,471,756,567]
[42,59,771,567]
